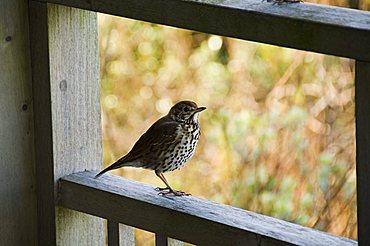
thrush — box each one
[95,100,206,196]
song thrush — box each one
[95,100,206,196]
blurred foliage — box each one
[98,0,361,243]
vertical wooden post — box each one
[108,221,120,246]
[29,2,56,244]
[156,234,168,246]
[29,2,105,245]
[0,0,37,245]
[49,4,105,245]
[355,60,370,245]
[107,221,135,246]
[119,224,135,246]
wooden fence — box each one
[1,0,369,245]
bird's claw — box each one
[155,188,190,196]
[155,187,170,191]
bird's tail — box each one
[95,165,115,178]
[95,156,132,178]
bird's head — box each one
[169,100,206,123]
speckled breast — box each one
[159,123,200,172]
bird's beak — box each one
[195,106,206,112]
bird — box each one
[95,100,206,196]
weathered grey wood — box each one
[108,221,119,246]
[355,61,370,246]
[119,224,135,246]
[29,2,134,244]
[59,171,357,246]
[0,0,37,245]
[33,0,370,61]
[29,2,112,245]
[47,4,105,245]
[168,238,184,246]
[29,2,56,244]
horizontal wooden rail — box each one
[33,0,370,61]
[58,171,357,246]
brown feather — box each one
[95,115,179,178]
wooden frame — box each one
[33,0,370,61]
[23,0,370,245]
[29,2,105,245]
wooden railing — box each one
[27,0,370,245]
[58,171,356,245]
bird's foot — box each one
[155,187,190,196]
[264,0,303,3]
[155,187,170,192]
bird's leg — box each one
[155,171,190,196]
[154,171,171,191]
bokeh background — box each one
[98,0,368,244]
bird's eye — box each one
[183,107,190,112]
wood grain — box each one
[59,171,358,246]
[355,61,370,246]
[0,0,37,244]
[46,4,106,245]
[33,0,370,61]
[119,224,135,246]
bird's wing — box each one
[124,117,180,161]
[95,117,179,177]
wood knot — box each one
[59,80,67,92]
[22,104,28,111]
